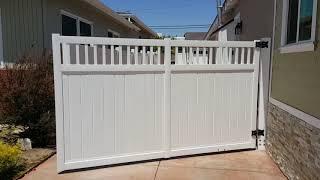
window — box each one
[281,0,317,53]
[62,15,77,36]
[107,30,120,38]
[80,21,92,36]
[61,10,93,36]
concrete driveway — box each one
[21,150,287,180]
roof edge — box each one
[81,0,140,31]
[119,14,158,37]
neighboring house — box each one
[205,0,274,41]
[184,32,207,40]
[267,0,320,179]
[173,37,186,40]
[118,12,158,39]
[0,0,156,65]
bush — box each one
[0,141,24,180]
[0,53,55,147]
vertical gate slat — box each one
[102,45,106,64]
[111,45,114,65]
[182,47,186,65]
[189,47,193,64]
[235,48,239,64]
[228,47,232,64]
[196,47,199,64]
[203,47,207,64]
[142,46,146,64]
[150,46,154,65]
[247,48,251,64]
[240,47,245,64]
[157,46,161,65]
[127,46,130,65]
[94,45,98,64]
[209,48,213,64]
[75,44,80,64]
[135,46,138,64]
[175,47,179,64]
[62,43,70,65]
[119,46,123,65]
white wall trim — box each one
[269,97,320,129]
[279,41,315,53]
[0,8,4,68]
[280,0,318,52]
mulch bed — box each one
[15,148,56,180]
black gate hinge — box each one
[252,129,264,137]
[255,41,269,48]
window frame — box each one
[60,10,93,36]
[280,0,317,53]
[107,29,120,38]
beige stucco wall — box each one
[238,0,274,41]
[207,0,274,41]
[271,0,320,119]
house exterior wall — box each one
[0,0,44,63]
[0,0,151,63]
[267,0,320,179]
[207,0,274,41]
[238,0,274,41]
[270,0,320,119]
[43,0,141,49]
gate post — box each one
[52,34,65,172]
[163,38,171,158]
[257,38,271,150]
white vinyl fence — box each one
[52,34,266,172]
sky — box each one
[102,0,217,37]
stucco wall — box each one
[271,0,320,119]
[207,0,274,41]
[238,0,274,41]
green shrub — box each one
[0,141,24,180]
[0,53,55,147]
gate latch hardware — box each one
[255,41,268,48]
[252,129,264,137]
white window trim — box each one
[0,8,4,68]
[270,97,320,129]
[280,0,318,54]
[107,29,120,38]
[60,10,94,36]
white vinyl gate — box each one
[52,34,268,172]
